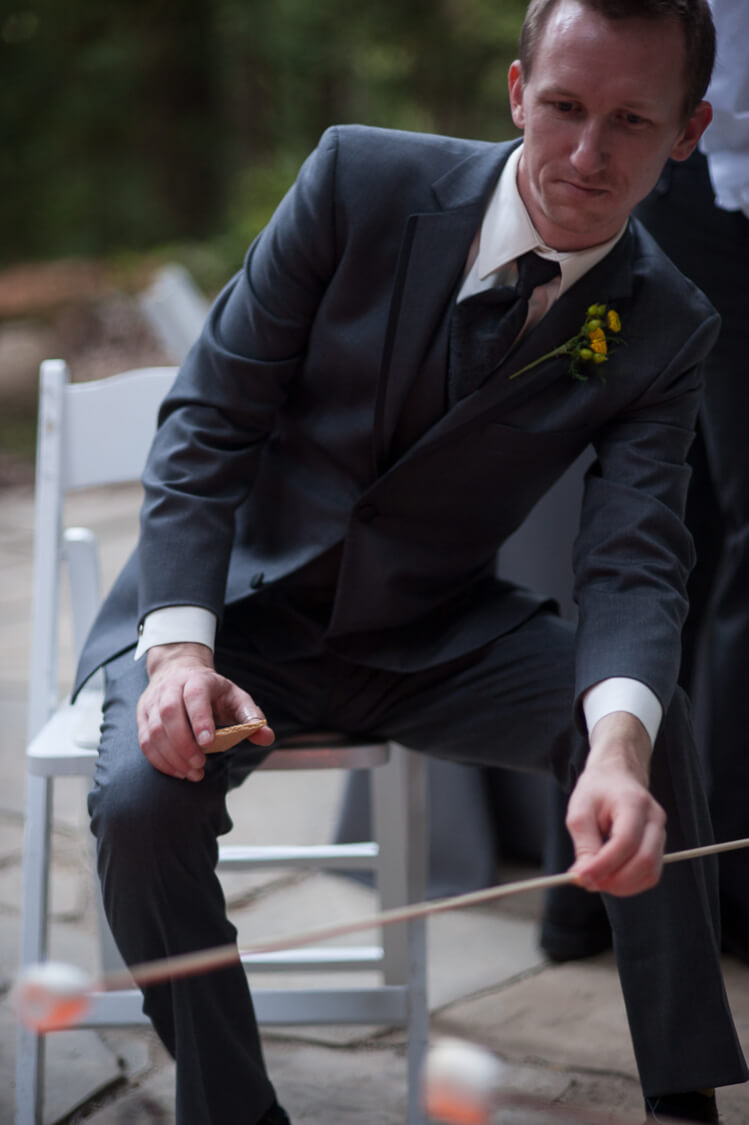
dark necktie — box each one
[448,250,561,403]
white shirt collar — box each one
[469,144,626,298]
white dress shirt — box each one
[458,146,622,310]
[136,143,662,748]
[700,0,749,217]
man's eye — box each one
[555,101,576,113]
[622,113,646,126]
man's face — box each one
[509,0,711,251]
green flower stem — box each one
[507,343,571,381]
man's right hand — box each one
[137,643,275,781]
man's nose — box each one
[570,121,607,176]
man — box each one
[77,1,747,1121]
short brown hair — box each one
[518,0,716,119]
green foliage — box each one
[1,0,526,266]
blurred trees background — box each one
[0,0,527,478]
[1,0,526,272]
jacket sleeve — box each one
[572,307,720,728]
[136,127,344,627]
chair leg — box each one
[15,1027,44,1125]
[16,772,52,1125]
[405,749,429,1125]
[374,745,425,982]
[373,745,429,1125]
[407,915,429,1125]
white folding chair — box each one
[16,359,428,1125]
[137,263,210,363]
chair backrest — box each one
[27,360,177,739]
[138,263,210,363]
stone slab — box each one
[76,1034,571,1125]
[0,813,23,862]
[435,953,638,1077]
[0,1000,123,1125]
[427,905,544,1011]
[436,953,749,1124]
[0,856,87,923]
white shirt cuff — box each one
[582,678,663,750]
[134,606,217,660]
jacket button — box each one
[250,572,265,589]
[358,502,378,523]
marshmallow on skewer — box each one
[423,1037,504,1125]
[12,961,93,1032]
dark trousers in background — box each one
[636,151,749,948]
[88,604,745,1125]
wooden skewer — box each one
[98,835,749,993]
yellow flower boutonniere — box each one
[508,303,623,383]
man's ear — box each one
[670,100,713,162]
[508,60,526,130]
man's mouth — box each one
[557,178,610,197]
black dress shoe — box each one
[259,1102,292,1125]
[644,1089,719,1122]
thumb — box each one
[233,692,275,745]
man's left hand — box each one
[566,711,666,897]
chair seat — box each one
[27,695,100,776]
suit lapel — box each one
[373,142,516,473]
[391,222,637,464]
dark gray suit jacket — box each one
[76,125,720,720]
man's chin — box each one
[538,201,624,251]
